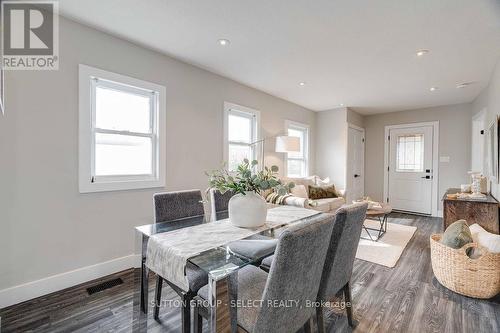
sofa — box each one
[280,175,345,213]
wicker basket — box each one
[430,234,500,299]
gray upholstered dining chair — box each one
[208,188,233,221]
[315,203,367,331]
[209,189,278,261]
[152,190,207,333]
[193,213,335,333]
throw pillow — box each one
[290,184,309,199]
[470,223,500,254]
[441,220,473,251]
[308,184,338,200]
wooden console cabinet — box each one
[442,188,499,234]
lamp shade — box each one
[275,135,300,153]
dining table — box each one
[133,205,322,333]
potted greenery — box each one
[207,159,294,228]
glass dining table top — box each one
[135,212,280,279]
[135,214,207,237]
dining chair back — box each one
[316,202,368,330]
[252,213,335,333]
[151,189,206,333]
[209,189,234,221]
[153,189,204,223]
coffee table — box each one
[362,203,392,241]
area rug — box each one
[355,219,417,268]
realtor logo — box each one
[1,1,59,70]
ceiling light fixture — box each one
[416,49,429,57]
[299,82,306,86]
[339,103,344,107]
[430,87,438,91]
[456,82,474,89]
[217,39,230,46]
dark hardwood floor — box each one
[1,214,499,332]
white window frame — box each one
[284,120,310,177]
[79,64,166,193]
[223,102,261,169]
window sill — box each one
[79,178,165,193]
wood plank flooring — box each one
[1,213,499,332]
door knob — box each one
[354,174,360,178]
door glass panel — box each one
[396,134,424,172]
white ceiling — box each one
[58,0,500,114]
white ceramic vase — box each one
[228,191,267,228]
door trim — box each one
[383,121,439,217]
[348,123,365,132]
[347,124,365,202]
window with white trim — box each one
[79,65,166,193]
[286,121,309,177]
[224,103,260,171]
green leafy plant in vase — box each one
[206,159,294,228]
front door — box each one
[388,125,434,214]
[347,126,365,202]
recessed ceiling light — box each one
[339,103,344,107]
[217,39,230,46]
[430,87,438,91]
[416,49,429,57]
[299,82,306,86]
[456,82,474,89]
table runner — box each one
[145,206,320,291]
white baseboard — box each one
[0,254,141,309]
[436,210,443,218]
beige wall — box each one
[315,107,366,191]
[472,59,500,199]
[0,17,316,293]
[364,103,472,211]
[315,108,348,188]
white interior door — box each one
[471,112,485,173]
[388,126,433,214]
[347,126,365,202]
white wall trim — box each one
[437,210,443,218]
[383,121,440,217]
[347,123,365,132]
[472,108,487,121]
[0,254,140,309]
